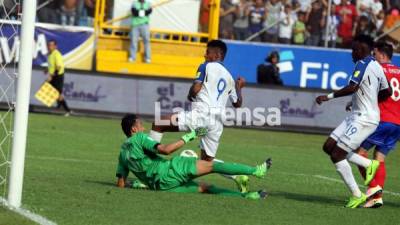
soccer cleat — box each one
[364,197,383,208]
[244,190,268,200]
[253,158,272,178]
[345,193,367,208]
[365,160,380,185]
[366,185,383,200]
[234,175,250,193]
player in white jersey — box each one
[148,40,265,192]
[315,35,391,208]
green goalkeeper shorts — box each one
[157,156,197,190]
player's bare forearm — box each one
[232,77,245,108]
[232,85,243,108]
[378,87,392,102]
[316,83,358,105]
[157,140,185,155]
[333,83,359,98]
[187,82,202,102]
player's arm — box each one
[232,77,245,108]
[187,82,202,102]
[188,64,207,101]
[316,81,359,104]
[116,159,129,188]
[157,128,207,155]
[378,87,391,102]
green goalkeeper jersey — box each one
[116,132,168,189]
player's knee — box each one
[330,148,347,163]
[201,151,214,161]
[323,139,335,155]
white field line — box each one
[273,171,400,197]
[27,155,400,197]
[0,197,57,225]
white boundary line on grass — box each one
[0,197,57,225]
[274,171,400,197]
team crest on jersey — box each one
[196,71,201,78]
[354,71,360,78]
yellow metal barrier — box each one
[94,0,220,78]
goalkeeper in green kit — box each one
[116,114,271,200]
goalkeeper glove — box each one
[181,127,208,143]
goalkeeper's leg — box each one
[195,158,271,179]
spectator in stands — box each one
[293,11,307,45]
[80,0,95,26]
[199,0,211,32]
[219,0,236,39]
[233,0,250,40]
[336,0,358,48]
[323,5,339,48]
[279,4,295,44]
[357,0,373,17]
[129,0,152,63]
[387,0,400,10]
[371,0,383,17]
[264,0,282,43]
[306,0,325,46]
[373,10,386,33]
[354,15,377,37]
[37,0,59,23]
[58,0,79,26]
[249,0,267,42]
[298,0,312,12]
[257,51,283,85]
[384,8,400,30]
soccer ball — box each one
[180,149,198,158]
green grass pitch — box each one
[1,113,399,225]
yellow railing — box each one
[94,0,220,45]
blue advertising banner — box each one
[224,41,400,90]
[0,21,94,70]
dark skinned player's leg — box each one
[330,145,363,198]
[323,137,337,156]
[150,114,180,142]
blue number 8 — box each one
[217,78,227,100]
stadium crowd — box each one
[203,0,400,49]
[1,0,399,51]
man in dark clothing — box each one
[257,51,283,85]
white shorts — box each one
[330,114,378,152]
[176,110,223,158]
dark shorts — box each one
[49,74,64,94]
[360,122,400,155]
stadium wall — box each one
[224,40,400,90]
[1,68,352,132]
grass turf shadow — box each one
[272,191,344,205]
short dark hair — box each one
[121,114,137,137]
[374,41,393,59]
[207,40,227,59]
[353,35,374,51]
[266,51,280,63]
[48,39,57,45]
